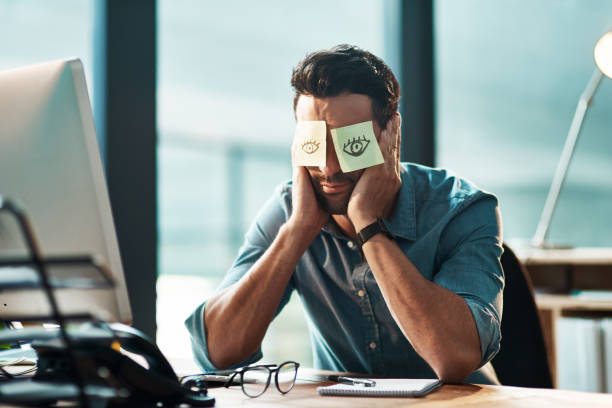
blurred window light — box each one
[435,0,612,246]
[0,1,94,99]
[157,0,386,365]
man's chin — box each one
[316,192,350,215]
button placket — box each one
[353,263,383,371]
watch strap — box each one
[355,218,391,248]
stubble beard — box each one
[309,172,359,215]
[314,188,352,215]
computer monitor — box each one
[0,59,132,323]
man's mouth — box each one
[320,182,352,194]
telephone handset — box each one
[0,322,215,407]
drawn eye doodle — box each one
[301,140,320,154]
[343,135,370,157]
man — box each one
[186,45,504,383]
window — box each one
[0,1,94,98]
[157,1,387,366]
[435,1,612,246]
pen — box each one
[328,375,376,387]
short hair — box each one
[291,44,400,129]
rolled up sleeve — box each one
[185,301,264,371]
[185,186,294,371]
[433,194,504,367]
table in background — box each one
[516,247,612,292]
[515,246,612,387]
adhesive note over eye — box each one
[331,121,384,172]
[293,120,327,167]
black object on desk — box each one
[0,324,216,407]
[0,197,215,407]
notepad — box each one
[317,378,441,397]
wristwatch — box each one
[355,218,392,248]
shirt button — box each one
[357,290,365,297]
[369,342,377,350]
[347,241,355,249]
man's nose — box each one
[319,138,342,176]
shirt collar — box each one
[385,165,416,241]
[321,218,346,239]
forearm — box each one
[362,235,482,383]
[205,222,315,369]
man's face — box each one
[294,93,382,215]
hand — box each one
[287,146,329,241]
[347,113,402,231]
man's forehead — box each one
[295,93,375,130]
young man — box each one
[186,45,504,383]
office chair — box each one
[491,243,553,388]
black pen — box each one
[328,375,376,387]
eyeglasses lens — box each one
[241,366,270,397]
[276,362,298,393]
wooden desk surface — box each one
[207,379,612,407]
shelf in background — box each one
[512,246,612,388]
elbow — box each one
[206,332,251,370]
[431,348,481,384]
[209,357,234,371]
[207,346,233,371]
[207,328,260,370]
[436,366,473,384]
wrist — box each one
[284,218,323,247]
[350,214,378,232]
[347,202,379,231]
[270,223,314,266]
[355,218,392,249]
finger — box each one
[383,116,400,166]
[290,138,297,167]
[292,162,306,184]
[292,165,299,186]
[383,117,396,148]
[378,121,395,163]
[394,115,401,163]
[291,139,304,183]
[391,115,401,174]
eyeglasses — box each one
[224,361,300,398]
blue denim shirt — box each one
[186,163,504,382]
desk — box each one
[514,246,612,387]
[206,371,612,407]
[515,246,612,292]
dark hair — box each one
[291,44,400,129]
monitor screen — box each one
[0,59,132,323]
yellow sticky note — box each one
[293,121,326,167]
[331,121,384,172]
